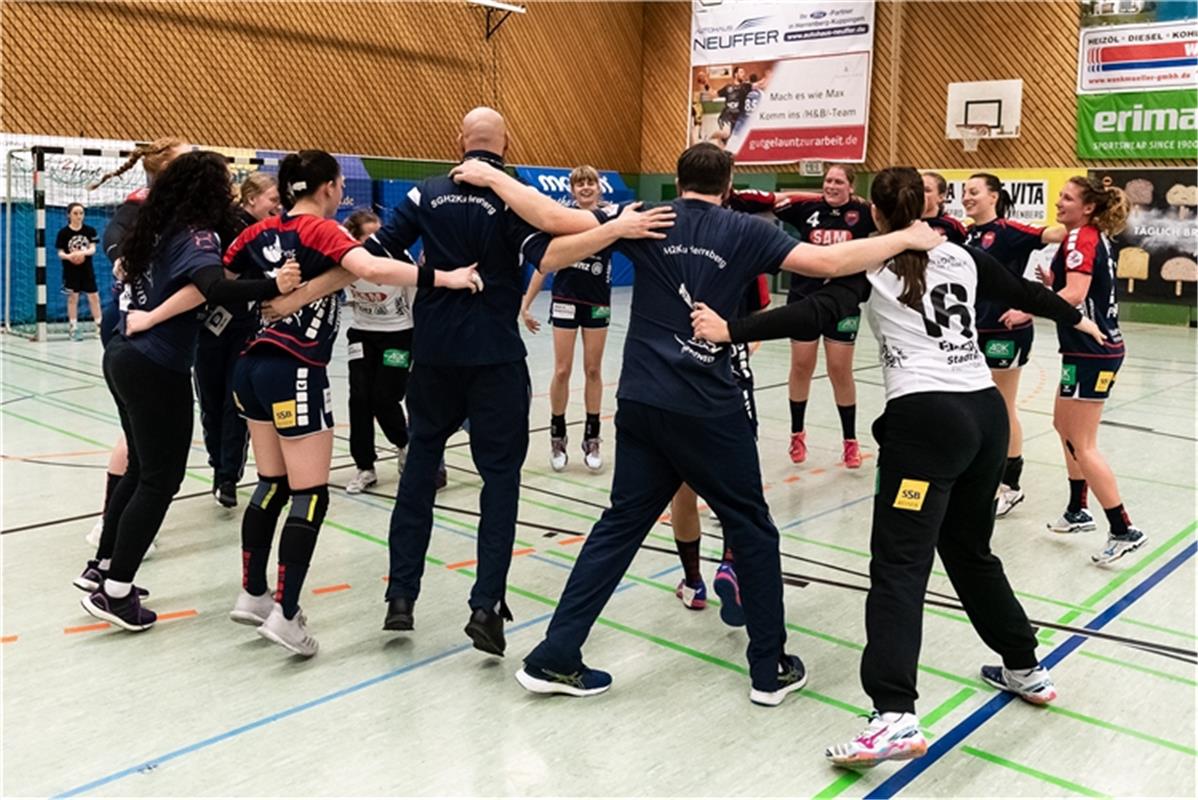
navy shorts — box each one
[550,300,610,330]
[232,351,333,438]
[979,326,1034,370]
[1059,355,1123,401]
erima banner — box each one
[1077,89,1198,159]
[689,0,875,164]
[1077,21,1197,94]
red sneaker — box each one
[843,439,862,469]
[788,431,808,464]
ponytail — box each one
[87,137,186,191]
[277,150,341,210]
[1070,176,1130,237]
[871,167,928,312]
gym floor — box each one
[3,288,1195,797]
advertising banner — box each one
[1077,21,1197,94]
[1081,0,1197,28]
[1077,88,1198,159]
[689,0,875,164]
[1089,168,1197,305]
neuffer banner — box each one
[1077,89,1198,159]
[1077,21,1197,94]
[689,0,875,164]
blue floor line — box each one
[53,554,687,797]
[864,539,1198,799]
[781,493,873,530]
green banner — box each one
[1077,89,1198,160]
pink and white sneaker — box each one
[826,712,927,768]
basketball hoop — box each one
[956,125,991,153]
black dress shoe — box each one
[384,597,415,631]
[464,606,508,656]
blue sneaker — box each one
[713,563,745,627]
[515,663,612,697]
[675,578,707,610]
[81,585,156,632]
[749,653,808,706]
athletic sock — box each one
[275,485,329,619]
[550,414,566,439]
[103,472,123,515]
[584,413,600,440]
[99,558,111,571]
[789,400,808,434]
[675,538,702,584]
[241,475,290,596]
[1003,456,1024,491]
[105,579,131,599]
[837,404,857,440]
[1104,504,1131,537]
[1067,479,1088,513]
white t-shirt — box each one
[347,279,415,332]
[865,242,994,402]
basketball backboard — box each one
[945,79,1023,139]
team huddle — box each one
[68,107,1143,769]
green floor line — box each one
[1,407,109,448]
[1076,651,1197,687]
[1020,458,1195,492]
[812,771,863,800]
[922,688,977,728]
[2,381,120,426]
[1043,704,1196,756]
[1113,616,1198,642]
[961,746,1109,798]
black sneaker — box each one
[464,604,512,656]
[383,597,415,631]
[749,653,809,707]
[73,561,148,596]
[81,585,157,632]
[216,481,238,508]
[516,663,613,697]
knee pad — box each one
[285,484,330,534]
[249,475,291,514]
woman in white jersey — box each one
[691,167,1105,768]
[341,210,418,493]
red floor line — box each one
[158,609,199,622]
[312,584,352,596]
[1,635,17,644]
[64,622,110,635]
[445,559,479,571]
[512,548,536,557]
[557,535,587,546]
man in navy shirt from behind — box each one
[450,143,941,702]
[373,107,675,656]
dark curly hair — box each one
[120,150,237,282]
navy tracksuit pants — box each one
[525,399,789,691]
[386,360,530,612]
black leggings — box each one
[347,327,412,470]
[96,337,194,583]
[861,388,1039,713]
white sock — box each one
[105,579,132,598]
[98,558,111,571]
[878,711,918,724]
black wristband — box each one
[418,264,436,289]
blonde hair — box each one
[238,171,277,207]
[1070,176,1130,237]
[569,164,601,186]
[88,137,187,190]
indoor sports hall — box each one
[2,1,1195,798]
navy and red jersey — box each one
[551,252,611,307]
[965,218,1046,331]
[224,212,360,366]
[1050,225,1124,358]
[925,214,967,245]
[774,197,875,298]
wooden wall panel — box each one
[0,1,646,172]
[640,0,690,174]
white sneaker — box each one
[346,468,377,494]
[825,712,927,768]
[1092,527,1148,566]
[85,518,103,547]
[981,664,1057,705]
[550,436,568,472]
[1047,508,1097,533]
[229,589,275,626]
[395,446,407,477]
[582,438,602,472]
[257,603,318,657]
[995,484,1024,518]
